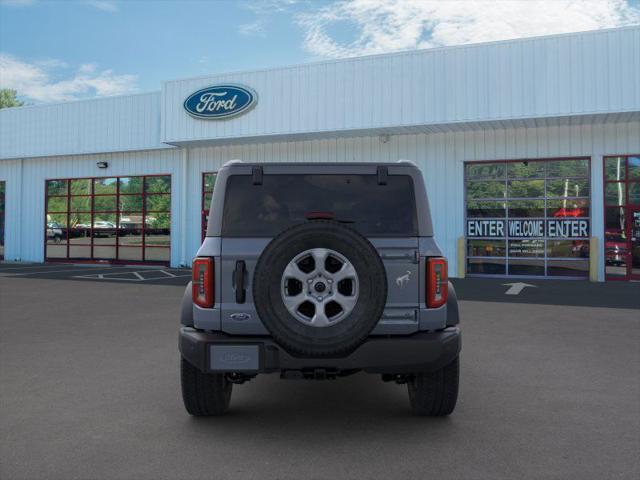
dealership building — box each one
[1,26,639,281]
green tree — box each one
[0,89,24,109]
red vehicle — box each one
[605,233,628,266]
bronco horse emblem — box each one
[396,270,411,287]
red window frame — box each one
[44,174,171,265]
[201,172,217,241]
[603,155,640,281]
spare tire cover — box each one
[253,220,387,357]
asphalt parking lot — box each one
[1,264,638,480]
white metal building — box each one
[1,26,639,281]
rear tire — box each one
[181,357,232,416]
[407,356,459,416]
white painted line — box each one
[502,282,537,295]
[1,267,127,277]
[71,269,190,282]
[140,274,191,281]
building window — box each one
[465,158,591,277]
[0,181,5,260]
[202,172,217,240]
[45,175,171,264]
[603,155,640,280]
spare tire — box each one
[253,220,387,357]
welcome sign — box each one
[184,84,257,119]
[467,219,590,238]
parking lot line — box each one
[71,270,191,282]
[0,267,130,277]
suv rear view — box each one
[180,161,460,416]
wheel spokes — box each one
[310,308,331,327]
[334,262,357,282]
[310,248,329,274]
[334,292,357,312]
[283,262,308,283]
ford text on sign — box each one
[184,84,257,119]
[467,219,589,238]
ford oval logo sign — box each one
[184,84,257,120]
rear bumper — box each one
[179,327,461,375]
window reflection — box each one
[465,158,590,278]
[605,183,625,206]
[507,161,545,178]
[465,181,505,199]
[47,180,67,196]
[508,200,545,218]
[70,179,91,195]
[547,159,589,178]
[70,196,91,212]
[94,195,117,212]
[467,258,506,275]
[629,183,640,205]
[508,259,544,276]
[94,178,117,194]
[547,240,589,258]
[546,179,589,198]
[547,199,589,218]
[466,201,506,218]
[45,175,171,264]
[508,240,545,257]
[629,156,640,180]
[467,240,506,257]
[507,180,544,198]
[119,177,143,194]
[548,260,589,277]
[465,163,505,180]
[604,157,626,181]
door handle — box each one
[233,260,247,304]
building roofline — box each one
[0,90,161,114]
[162,25,640,85]
[2,25,637,113]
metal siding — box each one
[4,121,638,276]
[0,92,168,160]
[0,149,183,265]
[0,159,22,261]
[183,120,639,279]
[162,27,640,145]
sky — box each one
[1,0,639,104]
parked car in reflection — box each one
[46,222,64,243]
[571,240,589,258]
[553,207,587,218]
[93,221,116,237]
[605,233,627,266]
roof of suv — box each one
[221,160,419,169]
[206,160,433,237]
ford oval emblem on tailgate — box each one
[230,312,251,321]
[183,84,257,119]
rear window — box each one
[221,174,417,237]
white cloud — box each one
[242,0,298,15]
[83,0,118,13]
[297,0,640,58]
[238,19,266,36]
[0,53,138,103]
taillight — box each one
[192,257,214,308]
[426,257,448,308]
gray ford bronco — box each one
[180,161,461,416]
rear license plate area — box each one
[209,345,260,372]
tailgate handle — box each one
[233,260,247,304]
